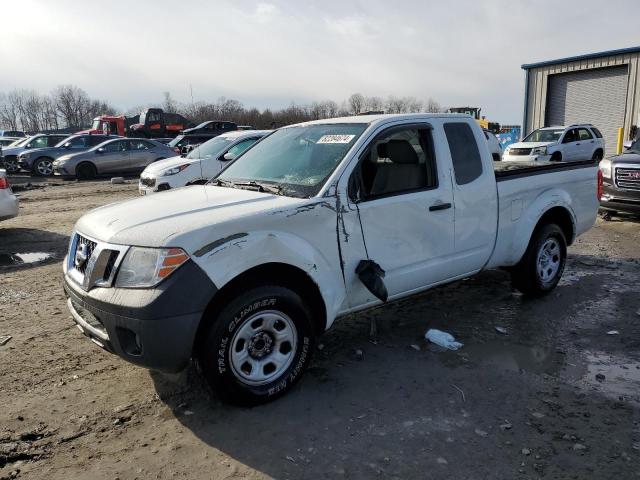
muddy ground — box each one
[1,179,639,479]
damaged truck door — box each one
[338,123,456,307]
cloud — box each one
[0,0,638,123]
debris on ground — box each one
[111,177,125,184]
[495,326,508,335]
[595,373,606,382]
[0,335,12,346]
[425,329,463,350]
[410,344,421,351]
[353,349,365,361]
[606,330,620,335]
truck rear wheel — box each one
[197,285,315,405]
[511,224,566,296]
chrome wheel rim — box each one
[37,160,53,176]
[229,310,297,386]
[537,238,561,283]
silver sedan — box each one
[53,138,176,179]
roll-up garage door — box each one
[546,65,628,156]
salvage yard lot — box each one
[1,180,640,479]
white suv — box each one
[503,125,604,162]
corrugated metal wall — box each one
[523,52,640,145]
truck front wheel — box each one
[511,224,567,296]
[197,285,315,405]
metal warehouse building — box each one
[522,46,640,156]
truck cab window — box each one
[352,127,437,200]
[444,122,483,185]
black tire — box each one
[76,162,97,180]
[511,224,567,296]
[33,157,54,177]
[550,152,562,162]
[197,285,316,406]
[3,156,19,174]
[592,149,603,161]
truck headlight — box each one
[599,159,612,179]
[531,146,547,155]
[162,164,190,176]
[115,247,189,288]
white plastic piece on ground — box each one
[111,177,125,184]
[607,330,620,335]
[495,326,508,334]
[424,329,463,350]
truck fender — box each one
[191,230,346,329]
[509,188,576,265]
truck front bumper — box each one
[600,183,640,214]
[63,260,216,372]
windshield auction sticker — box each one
[317,134,356,144]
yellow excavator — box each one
[448,107,500,133]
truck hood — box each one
[143,155,197,175]
[74,185,309,249]
[610,152,640,164]
[507,141,555,150]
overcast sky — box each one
[1,0,638,123]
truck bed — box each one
[493,159,597,180]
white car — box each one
[503,124,604,162]
[64,113,599,405]
[483,129,502,161]
[139,130,270,194]
[0,170,19,222]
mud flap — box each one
[356,260,388,302]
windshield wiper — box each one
[233,181,284,195]
[213,178,238,188]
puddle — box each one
[456,341,564,375]
[577,352,640,402]
[0,252,54,267]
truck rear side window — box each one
[444,123,483,185]
[591,127,603,138]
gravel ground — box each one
[1,179,639,479]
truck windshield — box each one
[217,123,367,197]
[523,129,564,142]
[626,140,640,154]
[187,136,232,159]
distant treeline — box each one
[0,86,445,132]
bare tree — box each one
[424,97,443,113]
[162,92,178,113]
[348,93,365,114]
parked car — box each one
[503,124,604,162]
[18,134,117,176]
[53,138,175,179]
[0,137,21,148]
[484,129,502,161]
[598,139,640,218]
[63,113,599,405]
[0,169,19,222]
[181,120,237,136]
[0,134,68,173]
[0,130,26,138]
[167,134,213,155]
[139,130,270,194]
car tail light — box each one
[597,169,603,201]
[0,176,9,189]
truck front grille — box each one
[74,235,97,275]
[67,232,129,291]
[616,168,640,191]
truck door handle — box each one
[429,202,452,211]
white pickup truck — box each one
[63,114,600,405]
